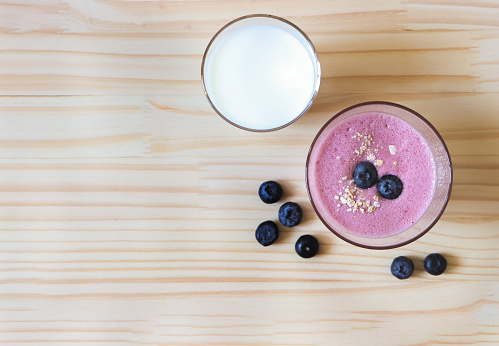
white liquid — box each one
[204,24,317,130]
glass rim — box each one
[305,101,453,250]
[201,14,321,132]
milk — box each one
[203,23,318,130]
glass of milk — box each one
[201,14,321,132]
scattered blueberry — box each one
[258,181,283,204]
[391,256,414,280]
[255,221,279,246]
[295,234,319,258]
[424,253,447,276]
[353,161,378,189]
[377,174,403,200]
[278,202,303,227]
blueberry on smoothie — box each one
[255,221,279,246]
[424,253,447,276]
[377,174,403,200]
[391,256,414,280]
[278,202,303,227]
[353,161,378,189]
[258,181,283,204]
[295,234,319,258]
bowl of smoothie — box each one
[201,14,321,132]
[306,102,452,249]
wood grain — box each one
[0,0,498,345]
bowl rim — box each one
[305,101,453,250]
[201,14,321,132]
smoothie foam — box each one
[310,112,436,238]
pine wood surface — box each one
[0,0,498,345]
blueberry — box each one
[377,174,403,200]
[258,181,283,204]
[255,221,279,246]
[278,202,303,227]
[295,234,319,258]
[391,256,414,280]
[353,161,378,189]
[424,253,447,276]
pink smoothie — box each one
[310,112,436,238]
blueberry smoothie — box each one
[309,111,436,238]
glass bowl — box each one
[306,101,453,249]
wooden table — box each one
[1,1,498,345]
